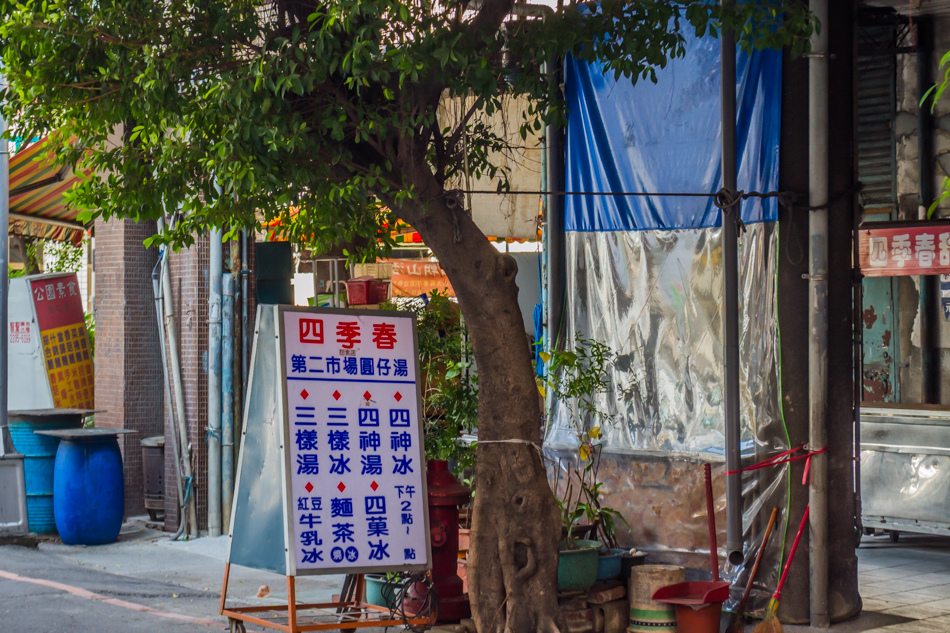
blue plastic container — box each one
[53,433,125,545]
[596,548,626,582]
[8,413,82,534]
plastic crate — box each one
[345,276,375,305]
[373,280,391,303]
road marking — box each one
[0,569,223,628]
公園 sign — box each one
[858,222,950,277]
[227,305,430,578]
[7,273,94,411]
[30,275,94,408]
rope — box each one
[460,188,795,200]
[478,438,544,460]
[478,439,541,447]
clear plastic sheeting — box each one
[544,224,787,614]
[545,224,782,455]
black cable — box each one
[389,572,439,632]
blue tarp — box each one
[564,33,781,232]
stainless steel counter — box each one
[861,405,950,537]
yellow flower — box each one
[579,445,590,461]
[588,426,602,439]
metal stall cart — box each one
[861,405,950,539]
[857,222,950,540]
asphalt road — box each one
[0,544,227,632]
[0,531,437,633]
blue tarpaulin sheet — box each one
[564,33,781,232]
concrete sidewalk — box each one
[1,517,445,632]
[6,518,950,632]
[762,532,950,633]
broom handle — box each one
[740,507,779,604]
[774,506,810,601]
[704,463,720,582]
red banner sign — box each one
[381,259,455,298]
[858,223,950,277]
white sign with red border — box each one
[279,308,430,574]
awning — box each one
[8,138,87,245]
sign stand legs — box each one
[287,576,297,632]
[219,566,433,632]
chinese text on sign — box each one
[282,310,428,573]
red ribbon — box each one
[725,445,828,477]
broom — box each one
[753,506,810,633]
[725,506,779,633]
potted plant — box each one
[393,292,479,573]
[553,464,600,591]
[575,444,631,581]
[364,572,404,609]
[543,335,632,588]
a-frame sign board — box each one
[220,305,432,633]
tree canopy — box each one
[0,0,814,629]
[0,0,811,252]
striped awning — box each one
[8,138,87,245]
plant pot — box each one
[560,522,597,541]
[558,539,600,591]
[620,551,649,585]
[672,602,723,633]
[458,528,471,552]
[596,548,626,582]
[459,507,473,530]
[457,556,468,594]
[364,574,400,609]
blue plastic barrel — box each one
[54,432,126,545]
[8,412,83,534]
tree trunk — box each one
[388,178,562,633]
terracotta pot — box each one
[560,522,598,541]
[459,507,473,530]
[458,528,471,552]
[457,557,468,593]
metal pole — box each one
[221,273,235,531]
[917,18,937,403]
[0,90,11,457]
[208,228,223,537]
[0,70,29,536]
[809,0,830,625]
[720,6,743,567]
[545,55,565,354]
[240,231,249,406]
[153,265,186,540]
[159,217,199,539]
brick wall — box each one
[93,217,164,518]
[93,218,263,533]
